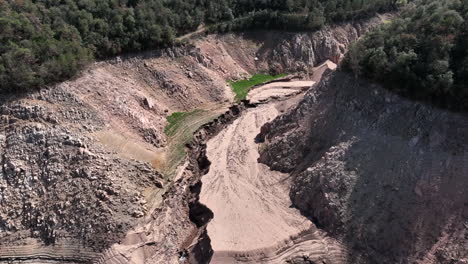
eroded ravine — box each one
[199,62,346,263]
[0,14,394,263]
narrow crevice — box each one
[188,182,213,228]
[181,91,310,263]
[180,102,256,263]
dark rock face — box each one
[258,71,468,263]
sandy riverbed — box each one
[199,61,347,263]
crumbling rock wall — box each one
[0,88,163,263]
[258,71,468,263]
[230,15,387,75]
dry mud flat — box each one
[200,62,347,263]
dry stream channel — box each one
[199,61,348,263]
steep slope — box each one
[258,71,468,263]
[0,88,162,263]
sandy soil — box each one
[199,61,345,263]
[201,103,309,251]
[176,25,207,41]
[247,81,315,104]
[247,61,336,105]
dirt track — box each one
[199,61,346,263]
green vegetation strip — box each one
[163,110,219,178]
[164,110,204,137]
[229,73,288,101]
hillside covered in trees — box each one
[0,0,396,93]
[344,0,468,110]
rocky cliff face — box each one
[258,71,468,263]
[229,15,387,75]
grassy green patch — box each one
[163,109,220,178]
[164,110,204,137]
[229,73,288,101]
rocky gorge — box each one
[1,12,462,264]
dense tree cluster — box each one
[211,0,395,32]
[0,0,204,92]
[0,0,396,93]
[344,0,468,110]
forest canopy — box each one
[0,0,396,93]
[344,0,468,110]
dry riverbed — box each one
[199,61,347,263]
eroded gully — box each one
[193,61,350,264]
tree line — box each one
[0,0,397,93]
[210,0,395,32]
[344,0,468,110]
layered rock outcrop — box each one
[258,71,468,263]
[228,14,388,75]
